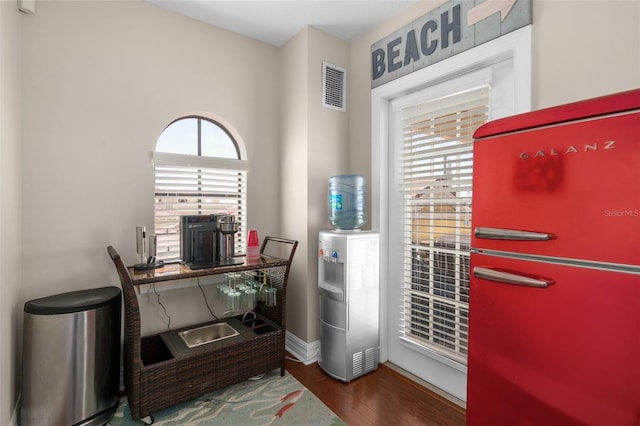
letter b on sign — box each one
[372,48,385,80]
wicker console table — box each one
[107,237,297,422]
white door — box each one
[372,27,532,402]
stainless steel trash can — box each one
[21,286,121,426]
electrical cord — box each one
[247,373,266,381]
[152,283,171,330]
[221,309,241,318]
[197,277,219,320]
[285,348,320,363]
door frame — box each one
[371,25,532,400]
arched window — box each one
[153,115,248,261]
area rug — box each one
[107,369,345,426]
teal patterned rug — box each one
[107,369,345,426]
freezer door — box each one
[467,253,640,425]
[472,109,640,267]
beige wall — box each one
[1,1,23,423]
[531,0,640,108]
[281,28,310,340]
[281,26,349,342]
[19,0,282,333]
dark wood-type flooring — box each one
[285,357,466,426]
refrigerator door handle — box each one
[473,266,554,288]
[475,227,556,241]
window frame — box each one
[371,26,532,401]
[153,115,248,262]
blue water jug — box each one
[328,175,366,230]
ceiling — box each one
[147,0,417,47]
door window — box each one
[396,86,489,364]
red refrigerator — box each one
[467,89,640,425]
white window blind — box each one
[153,152,248,262]
[398,86,489,365]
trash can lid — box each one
[24,286,121,315]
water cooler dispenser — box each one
[318,230,379,381]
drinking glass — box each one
[244,288,258,309]
[225,290,241,312]
[217,284,230,297]
[265,288,277,307]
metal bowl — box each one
[179,322,239,348]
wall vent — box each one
[322,62,346,112]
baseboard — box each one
[384,362,466,409]
[285,331,319,365]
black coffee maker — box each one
[180,214,242,269]
[180,215,219,268]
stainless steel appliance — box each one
[21,287,121,426]
[318,230,379,381]
[217,214,239,262]
[467,89,640,425]
[134,226,163,271]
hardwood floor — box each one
[285,357,466,426]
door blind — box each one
[153,152,248,262]
[398,86,489,365]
